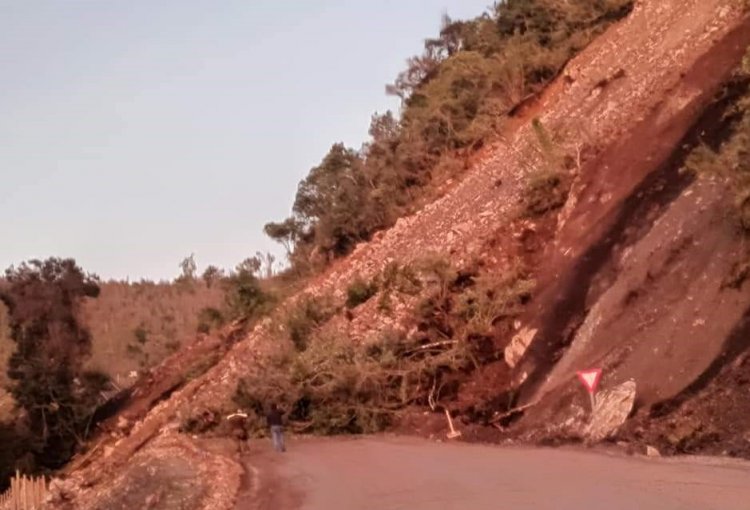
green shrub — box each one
[345,277,378,309]
[197,307,224,334]
[231,328,472,436]
[684,71,750,231]
[227,258,536,437]
[133,324,148,344]
[379,262,422,295]
[285,295,337,351]
[523,172,568,217]
[223,267,276,320]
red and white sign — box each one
[576,368,602,394]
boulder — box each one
[585,379,636,442]
[646,445,661,457]
[504,327,537,368]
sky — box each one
[1,0,491,281]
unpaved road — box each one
[240,436,750,510]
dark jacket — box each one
[266,409,283,427]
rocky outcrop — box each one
[586,380,636,442]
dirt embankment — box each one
[49,1,750,508]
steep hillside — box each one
[42,1,750,508]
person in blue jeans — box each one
[266,403,286,452]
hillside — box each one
[25,1,750,508]
[0,280,223,389]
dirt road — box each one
[240,436,750,510]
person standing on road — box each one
[227,410,249,454]
[266,403,286,452]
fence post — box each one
[0,472,48,510]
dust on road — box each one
[239,436,750,510]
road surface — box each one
[239,436,750,510]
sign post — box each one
[576,368,602,412]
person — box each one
[266,403,286,452]
[226,410,249,454]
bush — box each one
[133,324,148,344]
[523,172,568,217]
[522,118,571,217]
[285,295,338,351]
[345,277,378,309]
[231,328,472,436]
[684,70,750,231]
[197,307,224,334]
[223,267,276,320]
[413,258,534,364]
[224,257,536,438]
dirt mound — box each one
[51,434,241,510]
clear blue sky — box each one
[1,0,490,281]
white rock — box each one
[504,327,537,368]
[585,380,637,442]
[646,445,661,457]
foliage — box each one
[201,265,224,288]
[523,172,568,217]
[226,257,534,437]
[284,295,338,352]
[0,258,107,470]
[345,276,378,309]
[223,263,276,321]
[522,118,571,217]
[376,262,423,312]
[684,71,750,230]
[133,324,148,345]
[232,327,474,436]
[265,1,633,270]
[176,254,197,284]
[196,307,225,334]
[413,258,534,363]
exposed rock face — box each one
[586,380,637,442]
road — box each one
[239,436,750,510]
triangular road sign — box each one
[576,368,602,394]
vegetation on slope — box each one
[0,259,106,485]
[179,0,639,441]
[180,258,533,436]
[265,0,634,274]
[685,51,750,231]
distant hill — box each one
[0,280,224,389]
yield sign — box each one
[576,368,602,394]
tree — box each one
[201,265,224,288]
[0,258,106,469]
[223,262,275,320]
[178,254,197,282]
[264,218,303,257]
[292,143,374,257]
[236,256,262,276]
[255,251,276,279]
